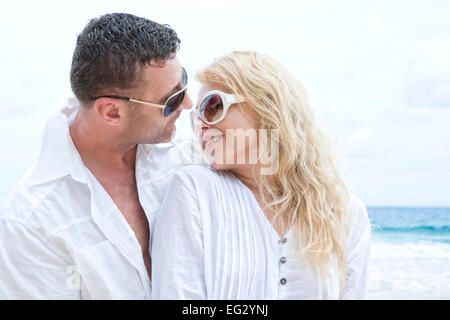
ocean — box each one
[367,207,450,299]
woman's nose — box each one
[201,119,210,129]
[190,111,202,134]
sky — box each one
[0,0,449,206]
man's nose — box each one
[180,92,193,111]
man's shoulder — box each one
[0,168,88,229]
[1,167,46,220]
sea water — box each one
[367,207,450,299]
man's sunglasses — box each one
[190,90,245,129]
[89,67,188,117]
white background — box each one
[1,0,449,206]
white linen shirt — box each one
[0,99,197,299]
[151,165,371,299]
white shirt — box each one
[151,165,371,299]
[0,99,197,299]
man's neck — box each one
[69,112,137,174]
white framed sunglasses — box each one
[190,90,245,128]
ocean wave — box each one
[372,225,450,234]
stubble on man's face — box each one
[124,58,184,144]
[125,104,173,145]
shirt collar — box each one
[28,98,89,186]
[28,98,181,186]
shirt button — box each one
[280,237,287,243]
[280,278,287,285]
[280,257,287,263]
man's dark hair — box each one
[70,13,180,106]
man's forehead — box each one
[143,58,181,81]
[137,58,183,101]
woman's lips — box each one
[201,128,223,150]
[203,135,223,151]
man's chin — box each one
[137,129,175,145]
[158,127,177,144]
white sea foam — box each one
[367,240,450,299]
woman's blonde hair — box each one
[197,51,351,292]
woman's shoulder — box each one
[172,164,218,184]
[349,194,367,214]
[166,165,245,221]
[175,164,215,177]
[347,194,371,233]
[170,164,237,193]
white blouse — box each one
[151,165,371,300]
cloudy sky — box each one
[0,0,449,206]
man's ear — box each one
[94,98,122,125]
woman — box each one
[151,51,371,299]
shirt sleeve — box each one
[151,171,207,299]
[0,218,79,299]
[341,196,372,299]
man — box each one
[0,13,193,299]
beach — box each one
[366,207,450,300]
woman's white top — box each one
[151,165,371,300]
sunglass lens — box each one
[162,68,188,117]
[182,67,188,86]
[200,94,223,123]
[163,89,186,117]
